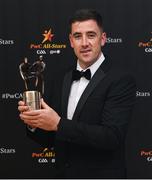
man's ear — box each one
[101,32,107,47]
[69,34,74,48]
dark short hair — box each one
[69,9,103,32]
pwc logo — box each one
[29,27,66,55]
[32,147,55,164]
[140,149,152,162]
[42,29,54,43]
[138,32,152,53]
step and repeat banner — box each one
[0,0,152,178]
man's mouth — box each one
[80,49,92,54]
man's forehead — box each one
[72,19,98,27]
[71,20,100,33]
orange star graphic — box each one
[42,28,54,43]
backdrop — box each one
[0,0,152,178]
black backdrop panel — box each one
[0,0,152,178]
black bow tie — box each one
[72,69,91,81]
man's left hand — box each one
[19,99,60,131]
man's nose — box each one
[82,36,89,47]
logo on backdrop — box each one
[30,28,66,55]
[31,147,55,164]
[1,92,23,99]
[140,149,152,162]
[0,38,14,45]
[136,90,151,97]
[106,37,123,44]
[42,28,54,43]
[0,147,16,154]
[138,32,152,53]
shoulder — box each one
[104,58,135,83]
[114,67,135,84]
[107,65,136,95]
[102,57,136,90]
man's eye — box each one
[74,35,81,39]
[88,34,96,38]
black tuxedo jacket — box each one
[27,57,136,178]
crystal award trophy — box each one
[19,56,45,110]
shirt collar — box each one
[77,53,105,78]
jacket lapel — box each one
[61,71,73,117]
[72,58,111,121]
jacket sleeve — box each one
[55,75,136,150]
[26,127,55,148]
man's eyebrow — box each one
[87,31,97,34]
[72,31,97,36]
[72,32,81,36]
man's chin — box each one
[80,56,92,63]
[79,60,94,68]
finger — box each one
[20,113,40,120]
[23,119,38,127]
[22,110,41,116]
[18,101,25,106]
[41,99,51,109]
[20,115,39,127]
[18,105,29,112]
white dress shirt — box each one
[67,53,105,120]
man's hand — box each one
[18,99,60,131]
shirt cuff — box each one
[27,125,36,132]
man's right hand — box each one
[18,101,36,129]
[18,100,29,113]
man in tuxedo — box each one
[18,9,136,178]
